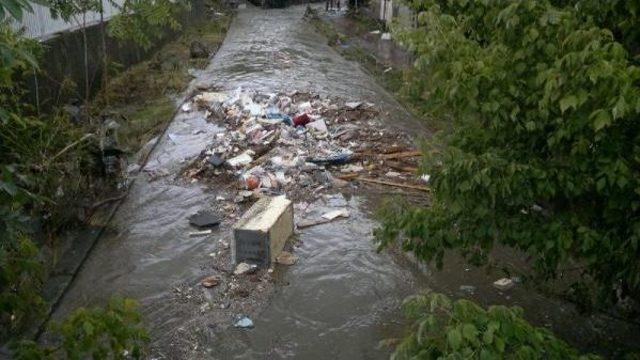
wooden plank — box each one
[381,150,422,160]
[356,177,430,192]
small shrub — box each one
[11,296,149,359]
[389,293,599,359]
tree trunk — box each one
[82,13,90,104]
[99,0,109,106]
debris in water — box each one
[233,195,293,266]
[234,316,254,328]
[201,275,221,288]
[275,251,298,266]
[322,208,349,220]
[189,229,213,237]
[234,262,258,275]
[459,285,476,294]
[292,113,311,126]
[345,101,362,110]
[189,211,221,228]
[493,278,515,291]
[308,151,353,165]
[208,153,225,167]
[226,151,254,168]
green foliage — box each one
[0,0,45,20]
[390,293,598,359]
[108,0,189,50]
[550,0,640,57]
[376,0,640,304]
[46,0,102,23]
[11,296,149,359]
[0,7,97,344]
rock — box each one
[190,40,209,58]
[493,278,515,291]
[234,262,258,275]
[201,275,221,288]
[275,251,298,266]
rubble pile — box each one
[182,88,426,201]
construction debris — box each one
[233,195,294,266]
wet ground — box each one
[50,3,639,359]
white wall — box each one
[12,1,123,40]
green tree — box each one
[108,0,188,50]
[376,0,640,305]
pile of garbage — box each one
[182,88,426,202]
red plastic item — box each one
[245,175,261,190]
[293,113,311,126]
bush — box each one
[11,296,149,359]
[376,0,640,304]
[389,293,599,359]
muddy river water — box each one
[51,4,638,359]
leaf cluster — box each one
[376,0,640,304]
[390,293,599,359]
[108,0,189,50]
[11,296,149,359]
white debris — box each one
[234,262,258,275]
[322,208,350,220]
[493,278,515,291]
[307,119,328,134]
[189,229,213,237]
[341,164,364,173]
[226,151,254,168]
[345,101,362,109]
[381,32,392,40]
[194,91,228,104]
